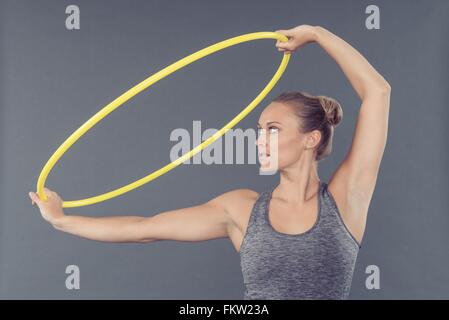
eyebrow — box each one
[257,121,281,126]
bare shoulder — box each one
[208,188,259,222]
[208,188,259,204]
[208,188,260,253]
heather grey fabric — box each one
[239,181,361,300]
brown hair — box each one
[273,91,343,161]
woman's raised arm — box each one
[275,25,391,244]
[276,25,391,195]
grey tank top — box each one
[239,181,361,300]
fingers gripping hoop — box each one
[36,32,291,208]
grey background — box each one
[1,0,448,299]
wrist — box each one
[51,214,68,231]
[310,26,325,42]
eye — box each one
[268,127,279,134]
[257,127,278,135]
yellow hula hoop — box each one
[36,32,291,208]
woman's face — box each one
[256,102,312,171]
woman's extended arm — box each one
[29,187,230,243]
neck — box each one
[274,154,321,204]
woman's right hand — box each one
[29,187,65,226]
[275,24,319,54]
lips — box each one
[258,152,271,162]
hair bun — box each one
[318,95,343,126]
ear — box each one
[306,130,322,149]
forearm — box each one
[52,215,152,243]
[312,26,390,100]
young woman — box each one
[29,25,391,299]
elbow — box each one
[366,81,391,99]
[374,81,391,96]
[381,81,391,94]
[135,217,159,243]
[138,237,158,244]
[378,78,391,95]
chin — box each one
[259,161,280,173]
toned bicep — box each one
[137,199,229,243]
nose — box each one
[256,136,268,155]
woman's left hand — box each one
[29,187,65,225]
[274,25,319,53]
